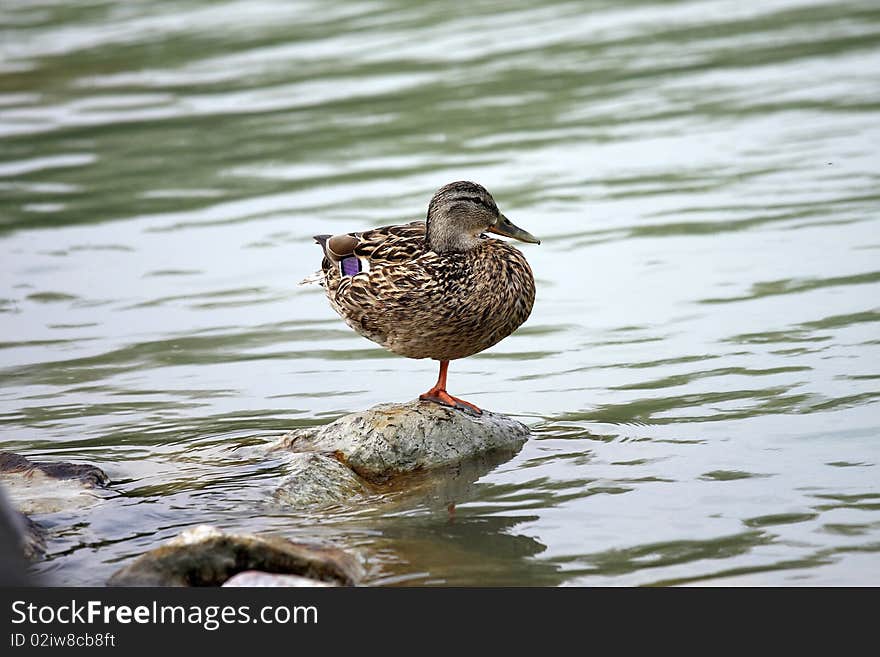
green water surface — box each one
[1,0,879,585]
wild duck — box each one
[309,181,539,415]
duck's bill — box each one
[487,214,541,244]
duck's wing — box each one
[311,222,428,345]
[303,222,425,286]
[315,221,426,275]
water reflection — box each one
[369,515,559,587]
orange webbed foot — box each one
[419,388,482,416]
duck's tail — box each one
[299,270,324,286]
[299,235,332,286]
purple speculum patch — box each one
[340,256,361,277]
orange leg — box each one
[419,360,482,415]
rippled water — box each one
[2,0,879,586]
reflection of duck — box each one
[338,443,561,586]
[311,181,540,414]
[370,513,558,586]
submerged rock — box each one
[16,513,47,562]
[0,487,45,584]
[275,400,530,484]
[0,451,111,515]
[0,451,109,487]
[222,570,336,587]
[107,525,362,587]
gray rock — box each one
[274,452,372,508]
[107,525,362,587]
[275,400,530,483]
[0,451,111,515]
[222,570,336,587]
[0,451,109,487]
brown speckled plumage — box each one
[317,221,535,360]
[307,181,539,410]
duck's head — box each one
[425,181,540,253]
